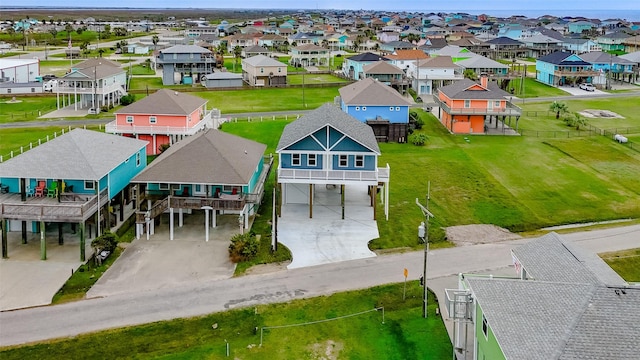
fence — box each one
[0,125,100,163]
[224,114,304,123]
[519,129,598,138]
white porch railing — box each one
[56,83,127,96]
[105,110,218,136]
[278,164,390,183]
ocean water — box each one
[439,9,640,22]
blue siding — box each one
[345,104,409,124]
[280,153,323,169]
[312,128,328,145]
[332,137,370,152]
[329,127,344,148]
[108,148,146,199]
[331,154,376,171]
[286,136,325,151]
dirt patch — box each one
[242,261,291,275]
[445,224,521,246]
[579,109,624,119]
[308,340,344,360]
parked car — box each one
[579,83,595,92]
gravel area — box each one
[445,224,522,246]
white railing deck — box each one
[56,83,126,96]
[105,111,215,136]
[278,165,390,183]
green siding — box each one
[475,302,507,360]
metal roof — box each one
[0,129,147,181]
[242,54,285,67]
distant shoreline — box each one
[1,7,639,22]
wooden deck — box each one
[0,189,109,223]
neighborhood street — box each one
[0,224,638,347]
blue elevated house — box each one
[129,129,273,241]
[579,51,636,85]
[0,129,147,261]
[536,51,598,86]
[156,45,216,85]
[342,52,390,80]
[276,104,390,221]
[339,78,412,143]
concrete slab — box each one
[278,184,378,269]
[87,212,239,298]
[558,85,607,96]
[0,223,93,311]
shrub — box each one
[228,232,259,262]
[120,94,136,106]
[158,143,170,153]
[409,133,428,146]
[100,105,109,113]
[91,231,118,252]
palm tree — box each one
[549,101,568,119]
[463,69,477,80]
[152,35,159,50]
[64,23,74,37]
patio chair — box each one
[35,181,46,197]
[26,184,34,197]
[47,182,58,198]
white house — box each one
[0,58,43,95]
[409,55,463,96]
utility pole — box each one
[416,181,434,318]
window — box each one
[126,116,134,123]
[173,53,177,59]
[396,107,400,111]
[339,155,348,167]
[355,106,360,111]
[136,152,141,166]
[187,115,191,122]
[482,314,488,338]
[7,89,10,94]
[222,185,241,194]
[464,100,471,108]
[292,153,301,166]
[355,155,364,168]
[190,53,194,59]
[390,106,394,111]
[84,180,95,190]
[149,116,157,124]
[362,106,367,111]
[495,101,501,107]
[308,154,316,166]
[31,88,35,93]
[261,67,264,73]
[278,67,282,73]
[158,183,169,190]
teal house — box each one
[536,51,598,86]
[130,129,272,241]
[276,104,390,221]
[0,129,147,261]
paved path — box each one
[0,224,637,347]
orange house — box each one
[434,76,521,134]
[106,89,219,155]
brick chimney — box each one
[480,73,488,88]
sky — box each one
[7,0,639,11]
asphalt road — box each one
[0,225,638,347]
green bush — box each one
[120,94,136,106]
[228,232,259,262]
[91,231,118,252]
[409,133,428,146]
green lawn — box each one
[197,87,341,113]
[507,78,568,98]
[0,126,103,160]
[0,283,451,359]
[287,74,349,85]
[0,97,58,124]
[39,59,83,76]
[600,248,640,282]
[130,64,156,75]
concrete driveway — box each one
[87,212,238,298]
[558,85,607,96]
[278,184,378,269]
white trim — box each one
[355,155,364,168]
[292,153,301,166]
[338,154,348,167]
[307,153,317,167]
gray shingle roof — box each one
[160,45,212,54]
[578,51,635,65]
[362,60,404,75]
[417,55,459,69]
[438,78,510,100]
[242,54,284,67]
[513,232,627,286]
[115,89,207,116]
[276,103,380,154]
[0,129,147,181]
[132,129,266,185]
[456,55,509,70]
[339,77,412,106]
[467,278,595,360]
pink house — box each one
[106,89,220,155]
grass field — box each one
[287,73,349,85]
[0,283,451,359]
[600,248,640,282]
[507,77,568,98]
[0,97,58,124]
[130,63,156,75]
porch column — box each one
[309,184,313,219]
[58,223,64,245]
[119,190,125,222]
[179,208,184,227]
[371,186,377,221]
[202,206,213,242]
[244,206,249,229]
[79,221,85,262]
[22,221,27,244]
[20,178,26,201]
[169,207,174,241]
[40,220,46,260]
[385,182,389,221]
[1,219,7,259]
[211,209,217,228]
[341,184,345,220]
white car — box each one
[579,83,595,92]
